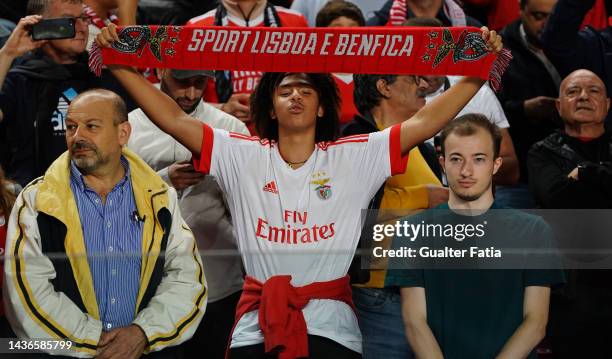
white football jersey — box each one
[194,123,407,352]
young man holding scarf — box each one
[186,0,308,133]
[96,23,503,358]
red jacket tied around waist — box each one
[228,275,355,359]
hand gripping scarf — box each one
[89,26,512,91]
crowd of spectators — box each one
[0,0,611,358]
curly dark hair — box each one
[250,72,341,142]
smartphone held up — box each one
[31,17,76,41]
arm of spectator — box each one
[527,145,592,207]
[131,188,207,353]
[541,0,598,76]
[495,286,550,359]
[4,189,102,357]
[493,128,520,185]
[96,24,205,156]
[573,161,612,197]
[400,287,444,359]
[220,93,250,123]
[400,28,502,156]
[0,15,46,122]
[116,0,138,25]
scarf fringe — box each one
[88,42,103,77]
[488,48,512,92]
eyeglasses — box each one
[74,15,92,25]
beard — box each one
[71,141,108,174]
[452,179,492,203]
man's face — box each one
[160,71,208,113]
[65,96,130,174]
[384,75,427,117]
[520,0,557,47]
[271,73,323,132]
[420,75,446,96]
[43,0,89,57]
[557,70,610,127]
[441,129,502,203]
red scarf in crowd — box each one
[90,26,511,90]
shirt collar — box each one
[70,156,131,193]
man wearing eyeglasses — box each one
[342,73,449,359]
[0,0,99,187]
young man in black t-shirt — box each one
[387,114,564,359]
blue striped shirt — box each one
[70,157,143,331]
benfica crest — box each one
[422,28,489,68]
[112,26,182,63]
[311,171,332,200]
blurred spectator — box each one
[4,89,206,358]
[461,0,520,30]
[497,0,561,209]
[128,69,247,359]
[315,0,364,125]
[527,69,612,358]
[541,0,612,124]
[367,0,482,27]
[291,0,386,26]
[0,165,19,338]
[186,0,308,134]
[343,72,448,359]
[0,1,98,187]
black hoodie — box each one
[0,50,98,187]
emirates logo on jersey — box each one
[263,181,279,194]
[311,171,332,200]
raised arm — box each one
[0,15,46,122]
[96,24,204,156]
[399,28,503,155]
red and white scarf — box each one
[83,5,118,30]
[90,25,511,90]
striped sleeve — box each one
[3,186,102,358]
[132,188,207,352]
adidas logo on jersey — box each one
[263,181,278,194]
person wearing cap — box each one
[127,68,248,359]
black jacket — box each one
[528,130,612,208]
[498,20,562,182]
[541,0,612,124]
[0,51,98,187]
